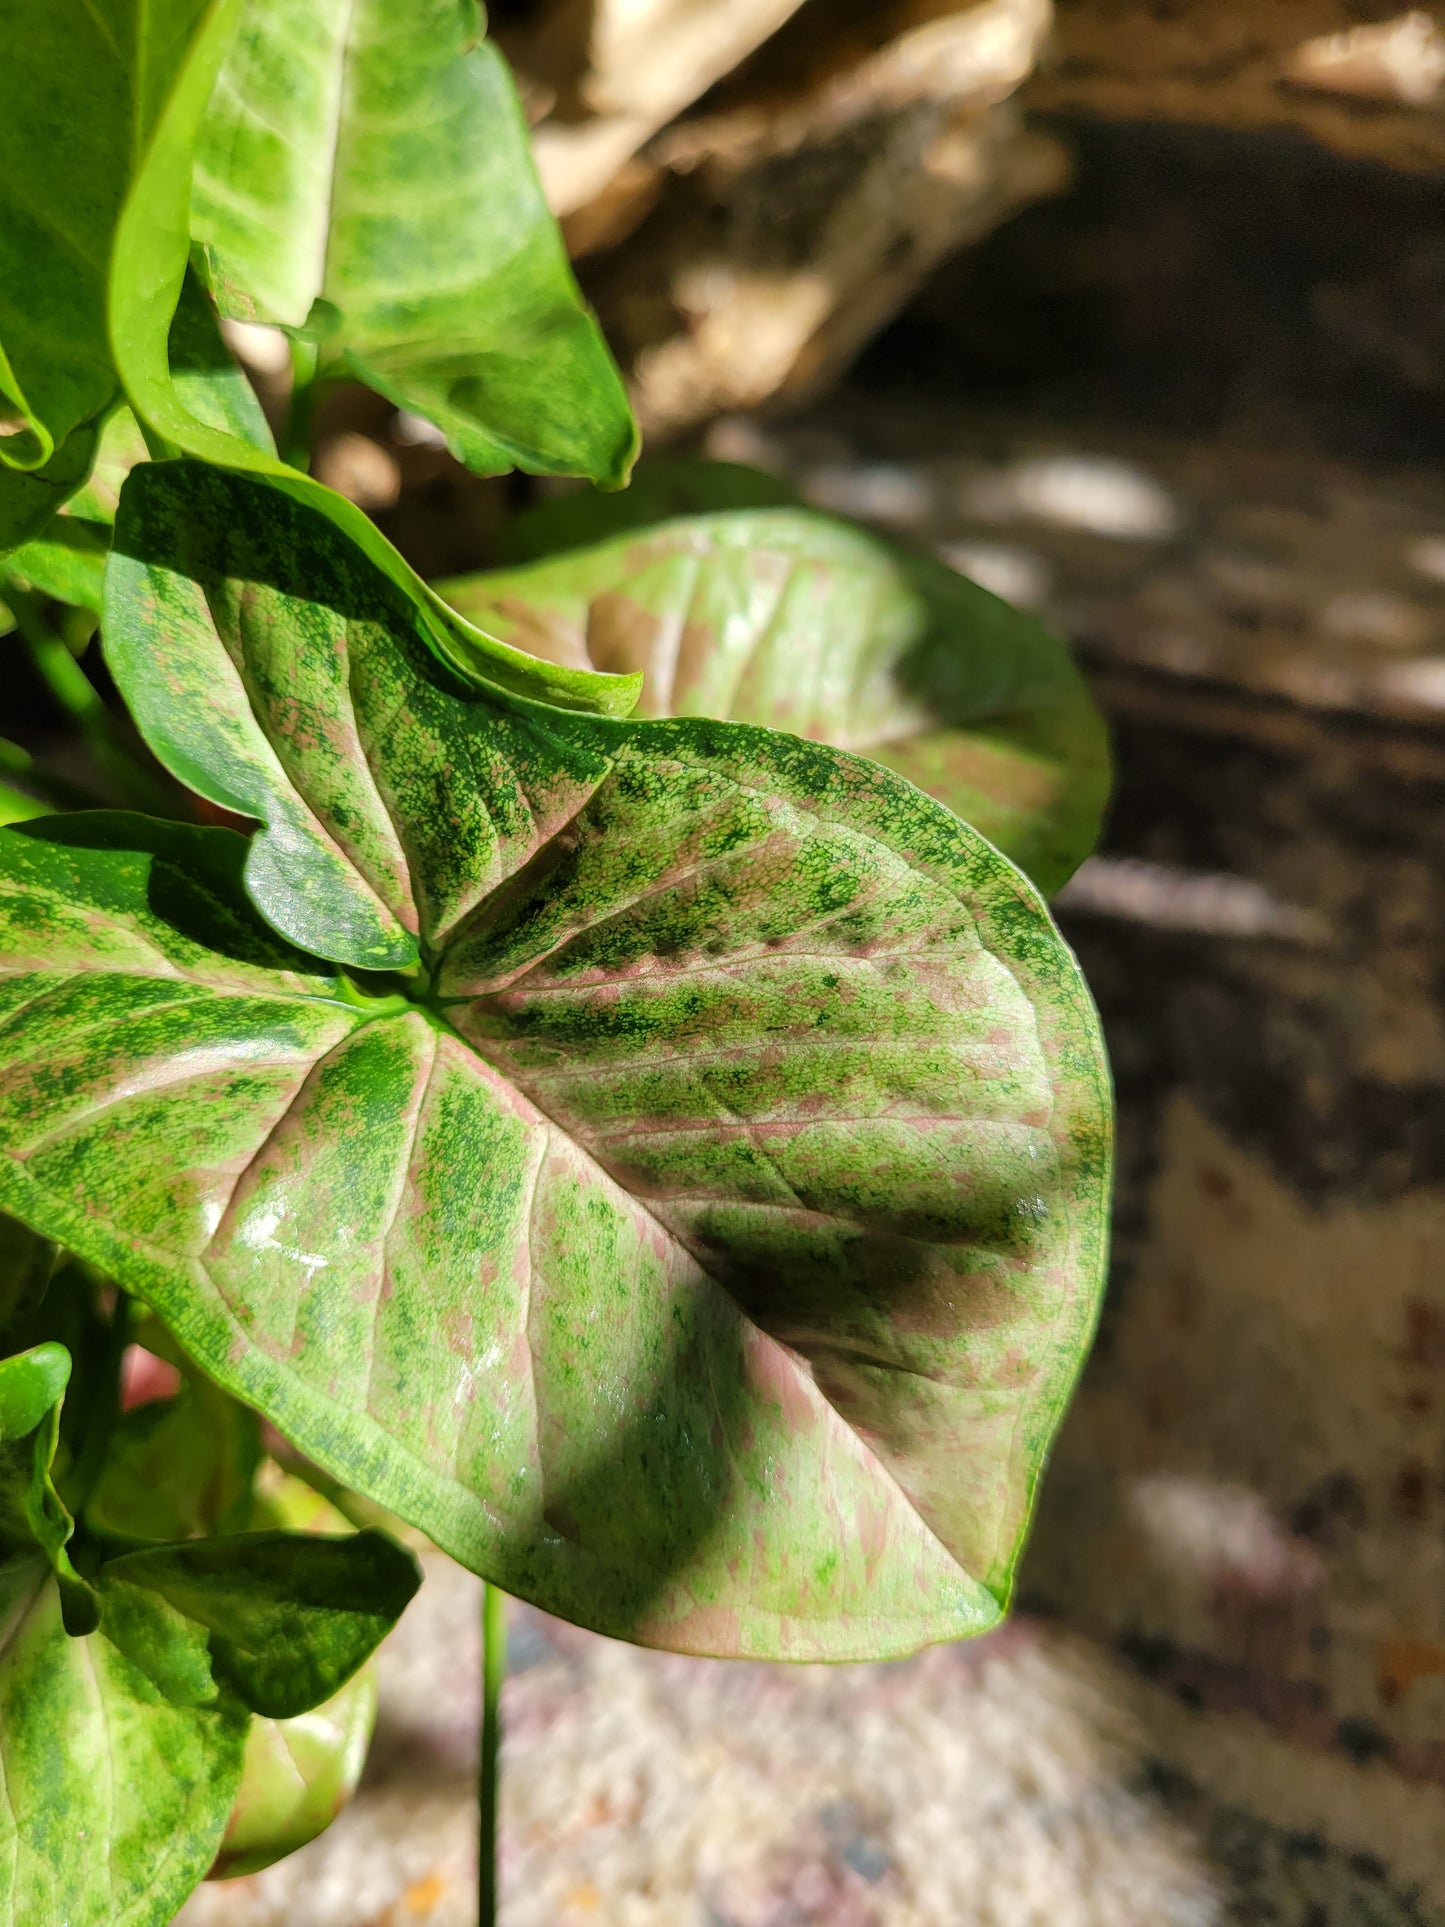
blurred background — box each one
[32,1,1445,1920]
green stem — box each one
[285,335,322,472]
[67,1291,133,1517]
[138,419,179,463]
[8,589,172,814]
[479,1581,507,1927]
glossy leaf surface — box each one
[448,487,1109,895]
[0,1561,248,1927]
[18,479,1108,1657]
[190,0,636,486]
[94,0,638,720]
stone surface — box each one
[575,0,1063,439]
[1031,1,1445,172]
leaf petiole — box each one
[479,1581,506,1927]
[284,335,322,473]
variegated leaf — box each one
[190,0,637,485]
[445,477,1108,895]
[2,462,1111,1659]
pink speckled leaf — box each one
[4,463,1111,1659]
[446,465,1109,894]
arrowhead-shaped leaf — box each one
[0,1561,248,1927]
[445,470,1109,896]
[190,0,637,487]
[7,463,1110,1658]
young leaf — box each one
[0,1342,70,1449]
[104,462,632,968]
[445,479,1109,895]
[0,1561,248,1927]
[99,1527,419,1718]
[190,0,637,486]
[213,1665,375,1879]
[9,457,1111,1660]
[87,1378,262,1545]
[0,1338,99,1635]
[1,275,268,607]
[0,3,270,550]
[211,1465,381,1878]
[76,0,637,720]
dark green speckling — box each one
[2,465,1113,1661]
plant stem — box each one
[285,335,322,472]
[138,419,179,463]
[479,1581,507,1927]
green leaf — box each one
[0,2,272,551]
[0,1560,247,1927]
[167,267,277,456]
[94,0,640,720]
[0,786,47,829]
[3,451,1111,1659]
[211,1465,379,1878]
[0,1339,98,1631]
[448,469,1109,895]
[190,0,636,486]
[0,1343,70,1445]
[4,407,150,612]
[2,517,113,615]
[0,424,102,553]
[105,462,632,968]
[87,1379,261,1545]
[213,1664,375,1878]
[3,273,273,606]
[100,1528,420,1718]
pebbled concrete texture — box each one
[177,1552,1439,1927]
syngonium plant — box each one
[0,1,1114,1922]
